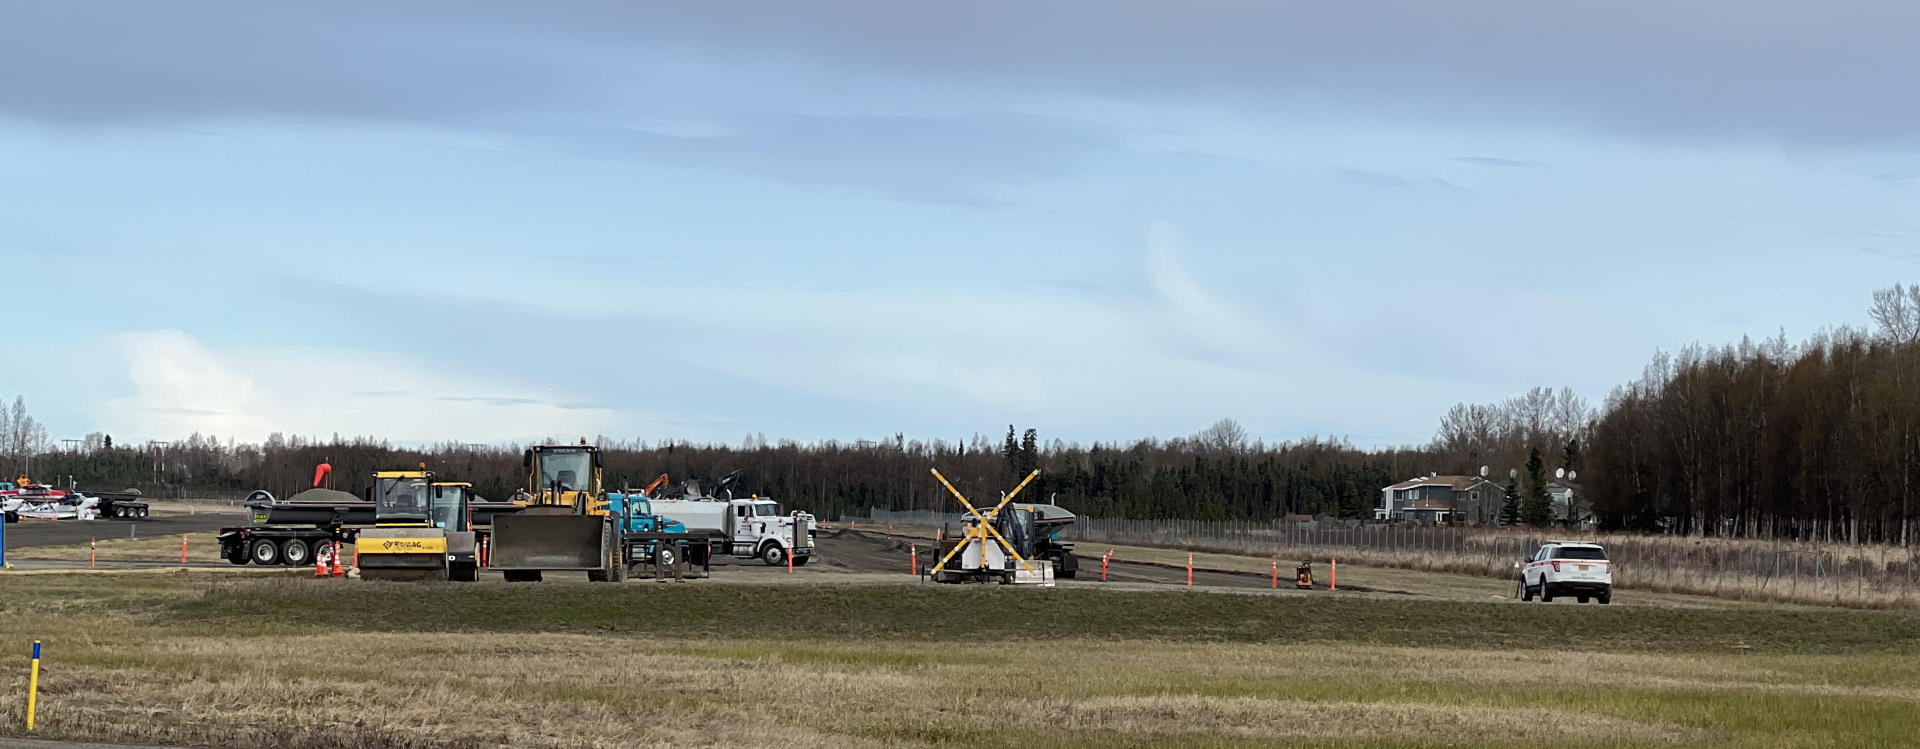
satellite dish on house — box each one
[1569,470,1578,481]
[1509,468,1518,479]
[1556,468,1566,479]
[1478,465,1488,478]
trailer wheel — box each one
[225,544,249,565]
[791,555,809,567]
[280,539,313,567]
[249,538,282,566]
[449,563,478,582]
[137,506,149,518]
[3,511,16,524]
[503,570,542,583]
[760,543,787,566]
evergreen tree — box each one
[1499,479,1522,526]
[1523,447,1555,527]
[1561,438,1580,473]
[1002,425,1018,477]
[103,434,113,450]
[1016,428,1040,477]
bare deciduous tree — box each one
[1870,283,1920,345]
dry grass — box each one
[8,532,227,562]
[1064,524,1920,610]
[0,574,1915,748]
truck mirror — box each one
[593,450,604,468]
[523,450,533,469]
[434,486,444,499]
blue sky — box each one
[4,1,1917,447]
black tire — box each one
[587,570,609,582]
[138,506,149,518]
[655,545,678,568]
[503,570,543,583]
[1597,591,1612,605]
[449,563,478,582]
[248,538,282,566]
[281,539,313,567]
[791,555,810,567]
[1577,595,1590,604]
[760,543,787,566]
[1519,577,1532,601]
[225,543,250,565]
[1540,582,1555,603]
[4,511,17,523]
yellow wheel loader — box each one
[487,441,625,583]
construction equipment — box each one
[355,469,484,582]
[488,441,623,583]
[928,468,1054,585]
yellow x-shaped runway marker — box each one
[930,468,1041,575]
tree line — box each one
[1584,285,1920,544]
[12,286,1920,544]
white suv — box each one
[1519,541,1612,604]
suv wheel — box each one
[1597,591,1611,605]
[1519,577,1532,601]
[1539,583,1554,603]
[1577,595,1590,604]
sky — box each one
[3,1,1918,449]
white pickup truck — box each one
[651,497,817,566]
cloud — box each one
[102,330,615,443]
[1452,156,1542,169]
[6,2,1918,148]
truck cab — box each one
[728,498,816,566]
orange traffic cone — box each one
[313,546,329,578]
[329,542,346,578]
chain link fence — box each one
[844,508,1918,608]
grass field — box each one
[0,573,1916,748]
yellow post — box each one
[26,639,42,731]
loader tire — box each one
[503,570,543,583]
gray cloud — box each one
[437,396,542,407]
[1452,156,1543,169]
[5,2,1916,149]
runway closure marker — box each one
[25,640,42,731]
[90,538,97,568]
[927,468,1042,580]
[1186,553,1194,586]
[1331,557,1337,591]
[1270,555,1278,589]
[1101,550,1111,582]
[179,534,188,564]
[909,543,918,576]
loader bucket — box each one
[491,513,608,570]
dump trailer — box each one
[87,492,150,520]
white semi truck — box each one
[651,496,817,566]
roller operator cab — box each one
[355,470,483,582]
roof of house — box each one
[1384,475,1493,492]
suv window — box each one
[1555,546,1607,561]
